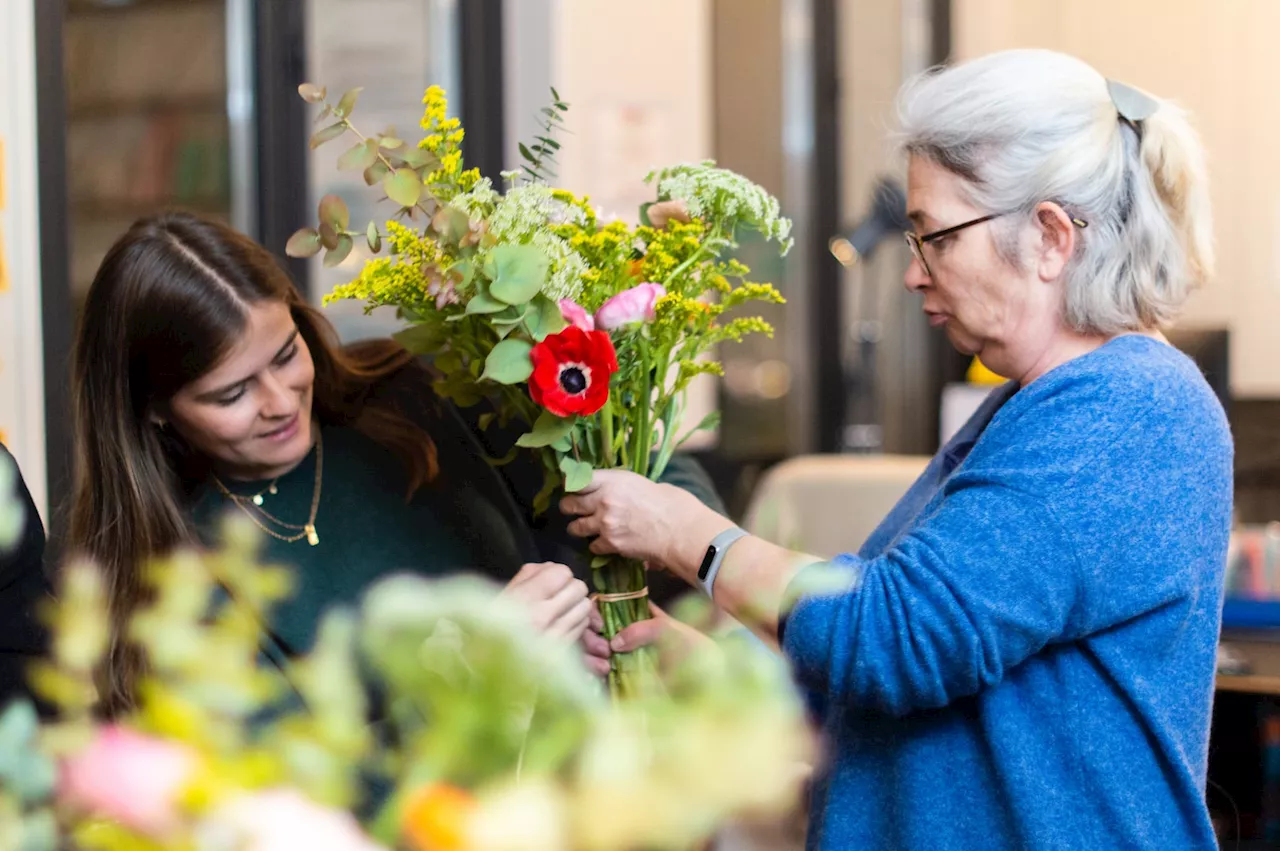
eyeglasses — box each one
[904,210,1088,279]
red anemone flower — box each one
[529,326,619,417]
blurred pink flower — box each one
[59,726,197,837]
[594,283,666,331]
[206,789,388,851]
[559,299,595,331]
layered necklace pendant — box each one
[211,434,324,547]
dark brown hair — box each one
[69,212,436,713]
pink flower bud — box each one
[594,283,666,331]
[59,726,197,837]
[559,299,596,331]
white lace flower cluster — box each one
[647,161,794,253]
[480,183,590,302]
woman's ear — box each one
[1033,202,1076,283]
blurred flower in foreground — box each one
[59,726,197,837]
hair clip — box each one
[1071,217,1089,229]
[1106,79,1159,140]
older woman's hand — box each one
[580,599,718,680]
[560,469,734,584]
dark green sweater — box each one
[191,363,724,655]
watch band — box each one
[697,526,749,600]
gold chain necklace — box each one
[212,431,323,546]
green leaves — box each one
[519,87,570,182]
[393,323,447,355]
[517,411,577,448]
[363,161,391,186]
[335,87,363,119]
[319,194,349,230]
[286,228,322,258]
[481,339,534,384]
[337,139,379,172]
[526,293,567,341]
[384,168,423,208]
[366,221,381,253]
[485,244,549,305]
[560,456,594,492]
[310,123,346,149]
[464,280,508,316]
[324,234,354,268]
[678,410,722,445]
[431,206,471,245]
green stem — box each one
[599,397,615,468]
[649,395,681,482]
[660,226,725,288]
[632,336,654,476]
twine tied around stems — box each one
[594,588,650,604]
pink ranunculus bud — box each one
[59,726,198,837]
[559,299,596,332]
[594,283,666,331]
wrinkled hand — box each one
[580,599,717,679]
[561,469,707,568]
[500,562,591,641]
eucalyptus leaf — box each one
[380,137,404,149]
[431,206,471,244]
[393,324,447,355]
[384,168,423,208]
[517,411,576,448]
[400,147,440,170]
[486,244,549,304]
[298,83,327,103]
[363,161,391,186]
[526,293,567,341]
[285,227,323,258]
[318,223,340,251]
[315,104,333,124]
[337,139,378,171]
[465,293,509,316]
[366,221,381,253]
[481,339,534,385]
[319,194,349,229]
[310,123,346,149]
[551,435,573,453]
[560,456,594,493]
[323,234,353,268]
[335,87,363,118]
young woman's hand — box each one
[501,562,591,641]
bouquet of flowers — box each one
[287,84,791,698]
[0,499,811,850]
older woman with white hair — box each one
[566,49,1231,849]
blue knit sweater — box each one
[781,336,1233,849]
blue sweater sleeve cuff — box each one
[780,554,866,688]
